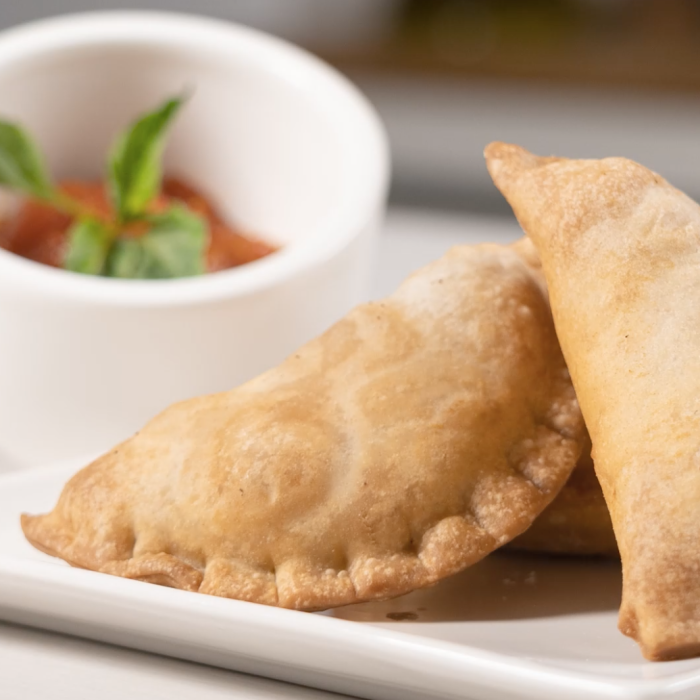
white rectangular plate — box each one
[2,463,700,700]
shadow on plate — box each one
[331,551,621,623]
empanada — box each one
[22,243,585,610]
[486,142,700,660]
[511,437,617,557]
[508,240,616,558]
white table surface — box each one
[0,207,520,700]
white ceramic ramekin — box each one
[0,11,389,468]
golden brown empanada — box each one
[507,240,616,558]
[511,436,617,557]
[486,142,700,660]
[22,243,585,611]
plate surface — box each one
[2,462,700,700]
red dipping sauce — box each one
[0,178,277,273]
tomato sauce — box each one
[0,178,277,273]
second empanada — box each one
[487,141,700,660]
[22,243,585,610]
[511,437,617,557]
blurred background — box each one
[2,0,699,213]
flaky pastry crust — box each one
[23,243,584,611]
[511,436,617,557]
[487,141,700,660]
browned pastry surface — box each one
[509,240,616,558]
[511,435,617,557]
[486,141,700,661]
[22,242,585,611]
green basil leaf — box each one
[0,121,53,199]
[64,219,113,275]
[108,97,183,222]
[140,205,207,278]
[104,205,206,280]
[104,237,149,279]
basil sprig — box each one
[106,206,207,279]
[109,98,182,223]
[0,123,54,199]
[0,96,208,280]
[63,219,113,275]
